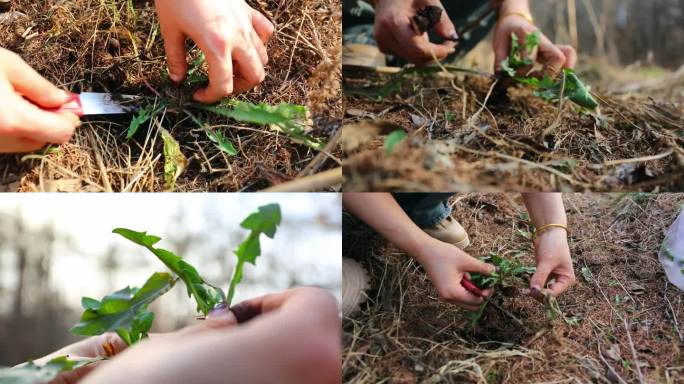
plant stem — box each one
[226,260,244,307]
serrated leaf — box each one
[0,356,102,384]
[70,273,175,343]
[227,204,282,306]
[112,229,224,315]
[197,101,325,150]
[127,107,153,139]
[161,129,187,192]
[384,130,407,155]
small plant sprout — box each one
[384,130,407,155]
[227,203,282,306]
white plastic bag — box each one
[659,208,684,291]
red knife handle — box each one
[43,94,84,117]
[461,277,484,296]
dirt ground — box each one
[343,193,684,383]
[342,58,684,192]
[0,0,341,192]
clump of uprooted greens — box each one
[467,253,535,327]
[467,252,580,327]
[500,31,598,110]
[0,204,282,383]
[70,203,281,346]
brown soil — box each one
[342,67,684,192]
[343,193,684,383]
[0,0,341,192]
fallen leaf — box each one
[161,129,187,192]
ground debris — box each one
[344,67,684,192]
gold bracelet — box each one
[500,11,535,25]
[533,224,568,240]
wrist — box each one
[409,235,442,265]
[499,0,531,14]
[533,226,567,243]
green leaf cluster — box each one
[0,356,102,384]
[501,31,598,110]
[70,272,175,344]
[68,203,281,352]
[227,203,282,306]
[468,253,535,326]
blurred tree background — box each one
[0,193,341,366]
[532,0,683,68]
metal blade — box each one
[80,92,137,115]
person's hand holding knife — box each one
[0,48,80,153]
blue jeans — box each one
[393,193,455,228]
[343,0,496,60]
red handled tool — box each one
[461,277,484,296]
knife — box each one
[45,92,139,116]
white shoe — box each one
[341,257,370,316]
[423,216,470,249]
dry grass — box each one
[342,65,684,192]
[0,0,341,192]
[343,193,684,383]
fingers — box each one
[537,34,566,77]
[493,35,511,71]
[433,7,458,41]
[376,15,455,65]
[179,307,239,336]
[462,256,496,276]
[1,95,78,144]
[557,44,577,69]
[440,283,484,311]
[0,136,45,153]
[250,9,274,43]
[159,23,188,83]
[530,264,552,296]
[547,274,576,297]
[251,30,268,66]
[2,50,72,108]
[193,43,234,103]
[231,43,266,92]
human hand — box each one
[81,288,340,384]
[530,228,575,300]
[31,333,127,384]
[154,0,274,103]
[374,0,457,65]
[416,238,496,310]
[493,13,577,76]
[0,48,80,153]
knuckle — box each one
[0,115,20,135]
[438,287,458,301]
[206,31,231,54]
[219,82,234,96]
